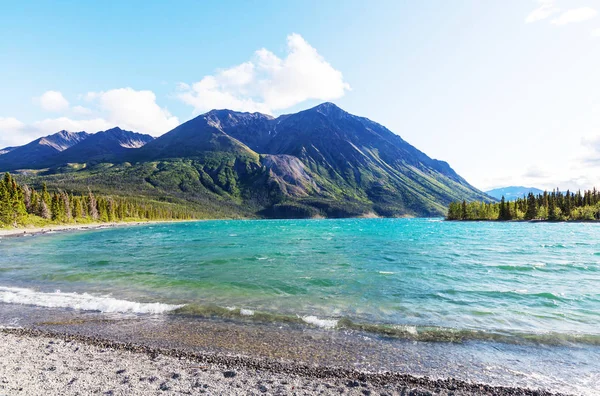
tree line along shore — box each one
[447,189,600,221]
[0,172,195,228]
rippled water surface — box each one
[1,218,600,343]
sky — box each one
[1,0,599,191]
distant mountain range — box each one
[0,103,492,218]
[0,128,153,170]
[486,186,544,201]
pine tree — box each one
[461,200,468,220]
[88,189,99,220]
[525,193,537,220]
[50,194,62,221]
[62,192,72,222]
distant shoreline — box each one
[0,216,422,238]
[0,219,195,238]
[445,219,600,223]
[5,217,598,239]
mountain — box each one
[0,130,90,170]
[4,103,492,218]
[486,186,544,201]
[128,102,491,217]
[54,127,154,164]
[0,128,153,170]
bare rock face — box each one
[262,154,318,197]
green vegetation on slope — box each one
[0,172,198,228]
[447,189,600,221]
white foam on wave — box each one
[394,324,418,335]
[240,308,255,316]
[301,315,338,329]
[0,286,184,314]
[378,271,395,275]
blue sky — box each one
[1,0,599,191]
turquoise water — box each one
[1,218,599,344]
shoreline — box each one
[0,219,196,238]
[0,327,565,396]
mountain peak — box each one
[203,108,272,117]
[309,102,346,117]
[200,109,274,133]
[104,126,124,133]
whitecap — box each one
[0,286,183,314]
[240,308,255,316]
[398,325,418,335]
[378,271,395,275]
[301,315,338,329]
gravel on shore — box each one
[0,328,566,396]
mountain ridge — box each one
[55,127,154,164]
[0,130,90,170]
[3,103,492,218]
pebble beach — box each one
[0,328,566,396]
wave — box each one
[335,318,600,346]
[170,304,600,346]
[173,304,335,328]
[3,286,599,346]
[0,286,183,314]
[301,315,338,329]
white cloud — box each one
[0,117,30,147]
[526,0,560,23]
[0,116,114,148]
[86,88,179,136]
[178,33,351,115]
[0,87,180,147]
[36,90,70,112]
[0,117,25,132]
[72,105,93,115]
[32,117,113,135]
[551,7,597,25]
[592,27,600,37]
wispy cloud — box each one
[177,34,351,115]
[551,7,598,25]
[526,1,598,28]
[526,0,560,23]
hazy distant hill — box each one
[4,103,492,218]
[486,186,544,201]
